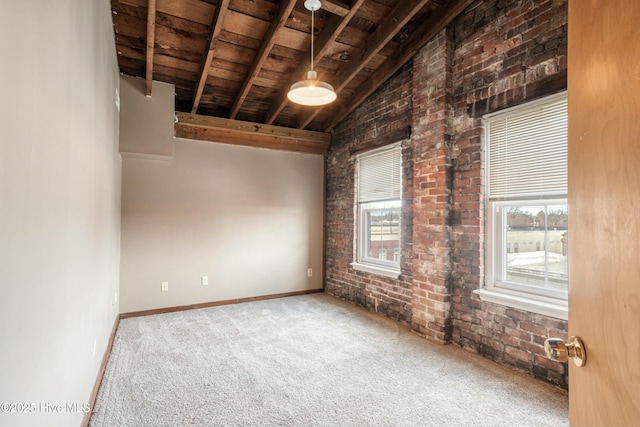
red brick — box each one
[505,308,532,322]
[533,354,566,374]
[326,0,568,390]
[520,322,547,336]
[532,314,568,331]
[504,326,531,341]
[505,345,532,363]
[520,340,546,356]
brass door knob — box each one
[544,336,587,367]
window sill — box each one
[474,287,567,320]
[351,262,401,279]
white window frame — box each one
[475,92,568,320]
[351,143,402,279]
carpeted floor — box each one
[90,293,568,426]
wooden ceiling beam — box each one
[319,0,351,17]
[119,0,215,26]
[175,112,331,155]
[229,0,297,119]
[191,0,230,114]
[264,0,366,125]
[322,0,476,131]
[145,0,156,96]
[296,0,432,129]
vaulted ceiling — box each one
[111,0,473,151]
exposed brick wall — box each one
[325,62,414,324]
[449,0,569,388]
[409,28,455,343]
[325,0,569,388]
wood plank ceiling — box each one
[112,0,474,151]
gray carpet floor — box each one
[89,293,568,426]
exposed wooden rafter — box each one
[120,0,215,25]
[112,0,475,132]
[229,0,298,119]
[191,0,230,114]
[296,0,432,129]
[175,112,331,155]
[265,0,366,125]
[145,0,156,96]
[318,0,351,17]
[322,0,476,131]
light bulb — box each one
[287,71,336,106]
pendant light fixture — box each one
[287,0,337,106]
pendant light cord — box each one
[310,8,315,72]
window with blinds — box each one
[486,93,568,200]
[358,146,402,203]
[484,92,569,310]
[354,144,402,275]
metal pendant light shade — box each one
[303,0,322,10]
[287,0,336,106]
[288,70,337,106]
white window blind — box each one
[358,146,401,202]
[486,94,567,199]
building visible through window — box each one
[352,144,402,278]
[484,92,568,305]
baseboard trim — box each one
[81,315,120,427]
[120,288,325,319]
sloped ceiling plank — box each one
[322,0,477,131]
[319,0,350,17]
[191,0,230,113]
[120,0,215,25]
[230,0,298,119]
[296,0,432,129]
[264,0,367,125]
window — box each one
[477,92,568,319]
[351,144,402,278]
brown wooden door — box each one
[568,0,640,425]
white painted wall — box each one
[120,139,324,313]
[0,1,121,426]
[119,76,175,157]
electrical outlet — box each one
[161,281,169,292]
[307,268,313,277]
[92,337,97,357]
[201,276,209,286]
